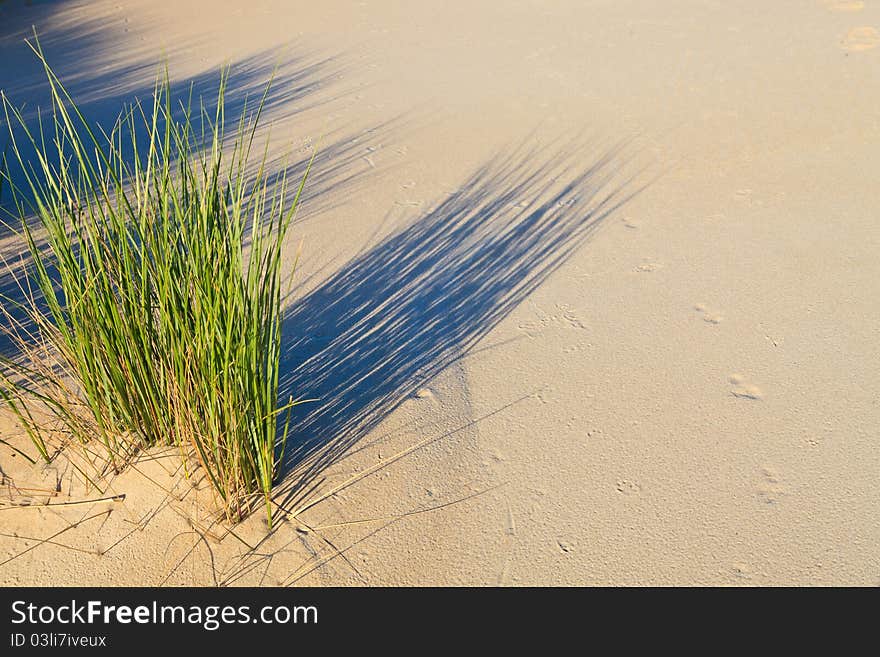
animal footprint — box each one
[488,449,506,463]
[412,388,434,400]
[517,304,586,334]
[842,26,880,51]
[635,261,662,273]
[559,304,587,329]
[757,465,785,504]
[694,303,723,325]
[615,479,642,496]
[729,374,763,400]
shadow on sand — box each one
[0,2,650,532]
[0,3,403,362]
[276,136,649,510]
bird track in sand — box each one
[729,373,763,400]
[517,303,588,337]
[757,465,786,505]
[694,303,723,325]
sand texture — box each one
[1,0,878,586]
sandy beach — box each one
[1,0,878,586]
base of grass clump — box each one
[0,37,313,528]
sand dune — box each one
[1,0,878,586]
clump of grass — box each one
[0,39,312,527]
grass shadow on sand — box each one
[0,6,403,365]
[276,136,651,511]
[0,0,362,239]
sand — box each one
[1,0,878,586]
